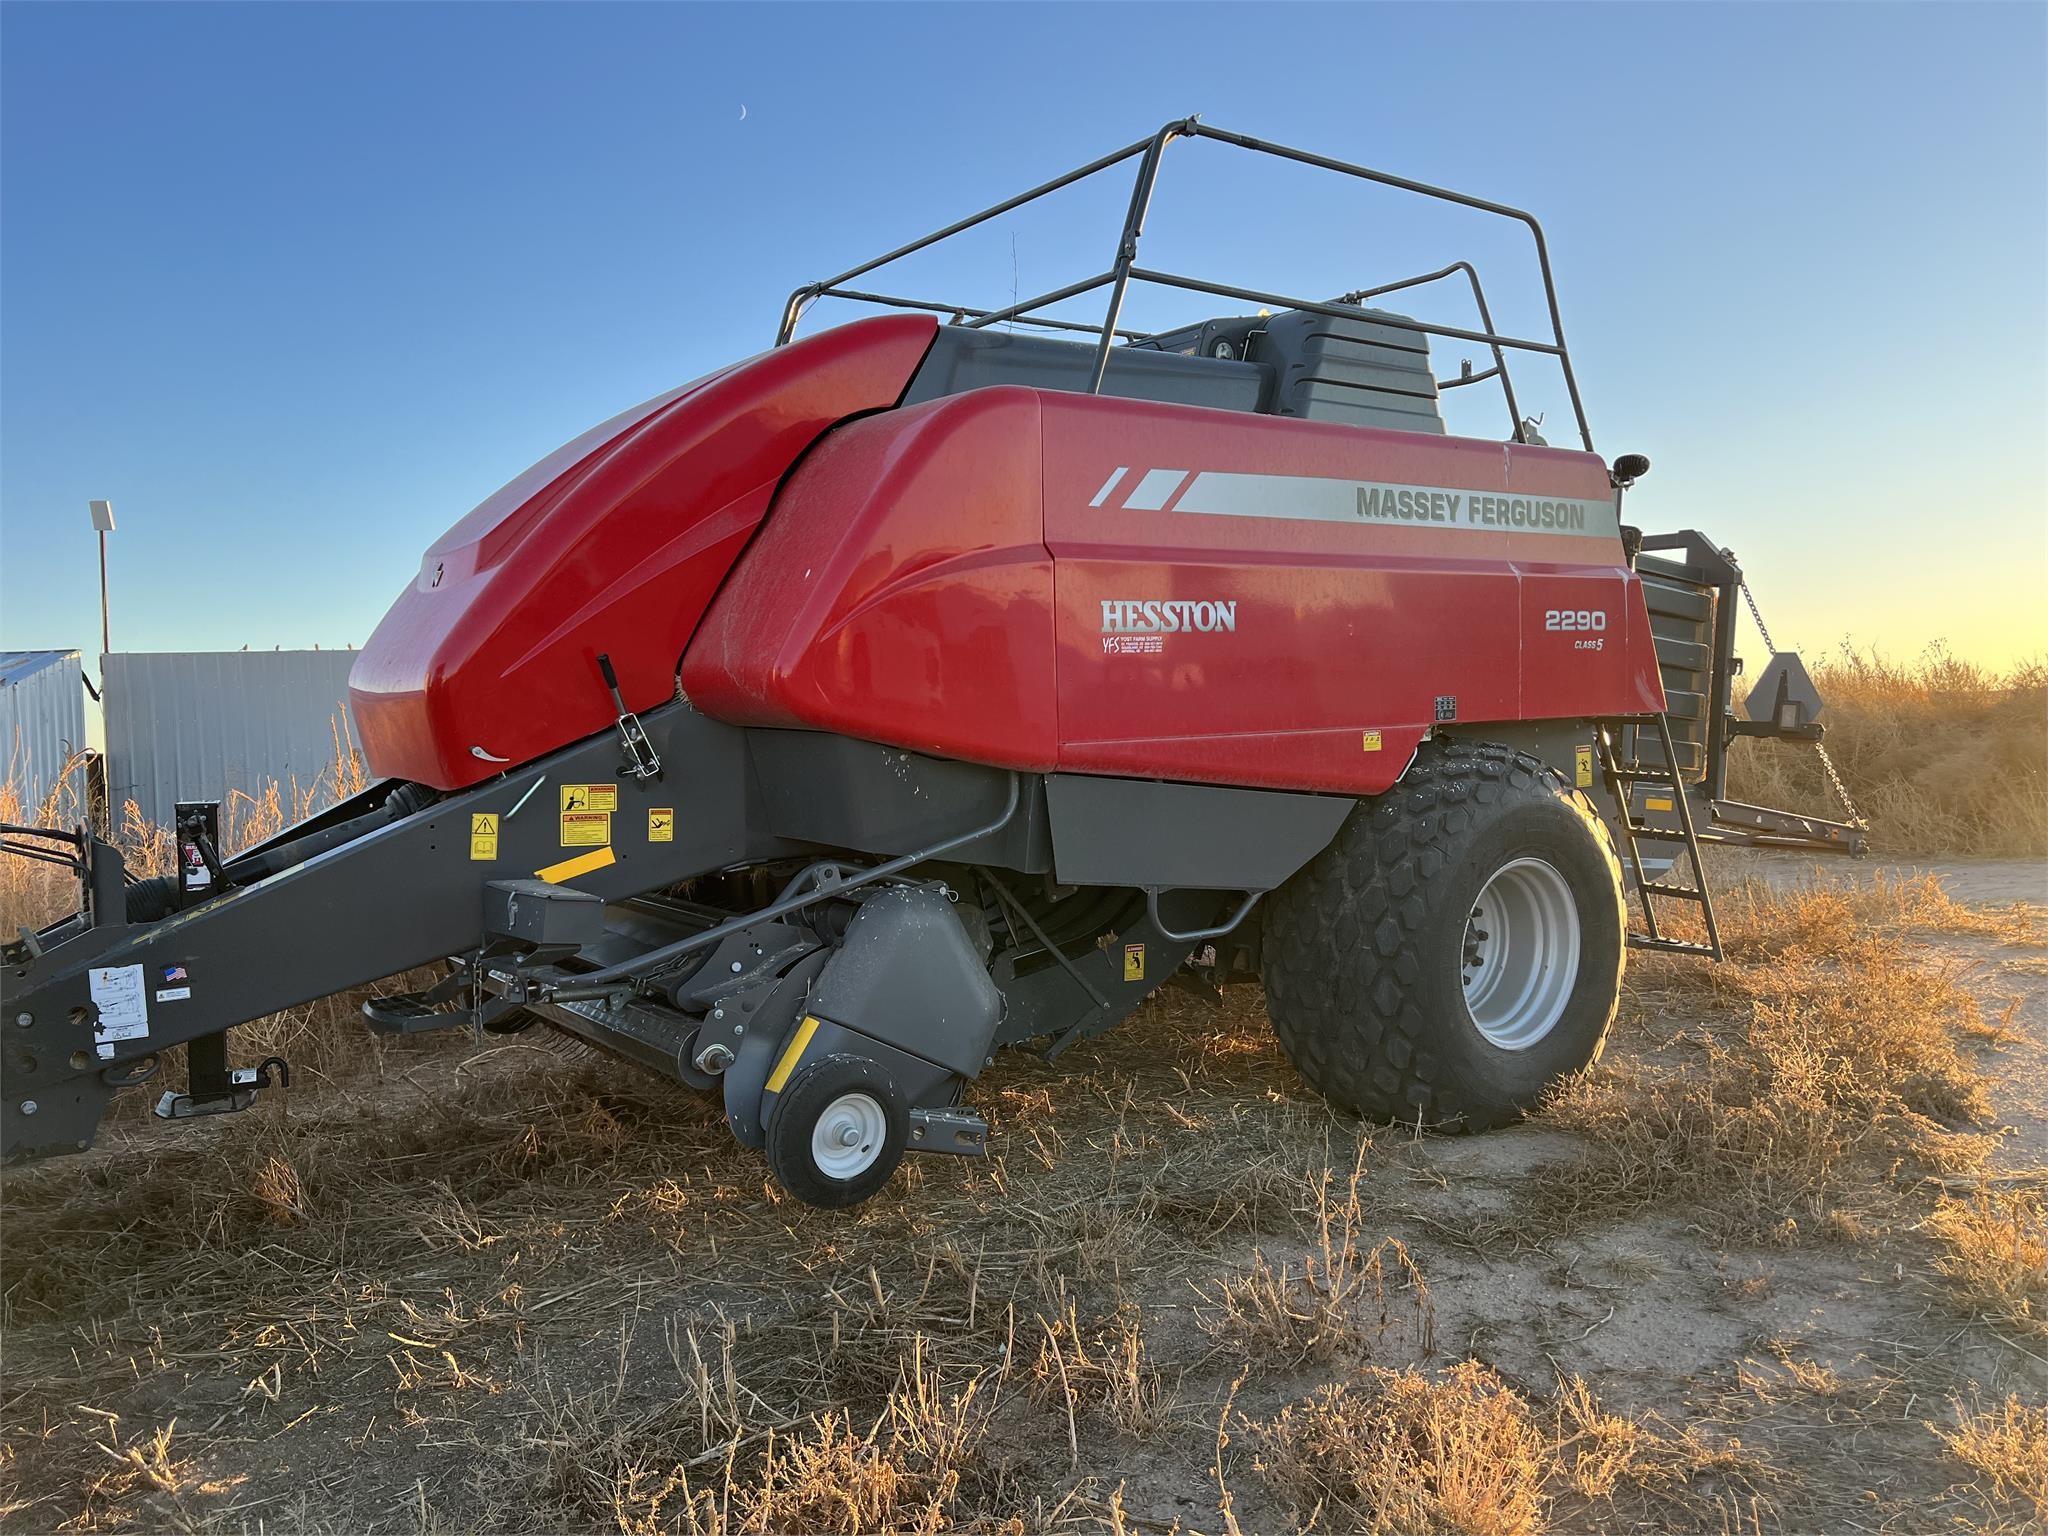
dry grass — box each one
[1241,1364,1770,1535]
[2,694,2043,1528]
[1728,645,2048,857]
[1533,873,2010,1243]
[1709,865,2044,951]
[0,859,2033,1530]
[1934,1395,2048,1517]
[0,768,98,935]
[1202,1150,1434,1368]
[524,1333,1015,1535]
[1246,1361,1551,1535]
[1029,1293,1172,1440]
[1549,1374,1763,1503]
[1928,1188,2048,1336]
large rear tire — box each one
[1261,740,1625,1130]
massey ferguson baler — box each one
[1,123,1863,1207]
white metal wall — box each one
[0,650,89,813]
[102,651,361,828]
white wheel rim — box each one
[1461,857,1582,1051]
[810,1091,887,1179]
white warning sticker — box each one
[88,964,150,1059]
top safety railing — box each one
[773,118,1594,451]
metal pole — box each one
[97,529,110,657]
[1087,120,1191,395]
[775,134,1157,345]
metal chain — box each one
[1737,577,1777,656]
[1732,568,1867,828]
[1814,739,1867,828]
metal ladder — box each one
[1597,714,1723,960]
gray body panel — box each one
[1259,309,1446,434]
[905,327,1265,414]
[906,307,1447,438]
[748,729,1050,870]
[1044,774,1352,891]
[804,886,1001,1080]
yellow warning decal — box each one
[765,1015,822,1094]
[1362,730,1383,753]
[469,812,499,861]
[560,810,610,847]
[536,845,616,884]
[648,807,674,843]
[560,783,618,814]
[1645,795,1674,813]
[1574,745,1594,788]
[1123,943,1146,982]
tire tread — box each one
[1261,739,1623,1129]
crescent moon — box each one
[739,104,747,120]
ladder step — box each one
[1627,934,1719,957]
[362,991,467,1035]
[1599,711,1724,964]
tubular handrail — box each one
[775,133,1158,345]
[775,117,1594,450]
[1126,270,1563,357]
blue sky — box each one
[3,2,2043,666]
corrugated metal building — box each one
[103,651,361,828]
[0,650,90,813]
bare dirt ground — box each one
[2,856,2045,1534]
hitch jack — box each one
[153,1031,289,1121]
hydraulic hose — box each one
[559,773,1022,993]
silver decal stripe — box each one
[1123,467,1192,511]
[1171,471,1620,538]
[1089,466,1129,508]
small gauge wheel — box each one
[765,1054,909,1208]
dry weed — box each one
[1247,1367,1772,1534]
[3,717,367,931]
[1248,1361,1549,1535]
[1713,869,2044,955]
[534,1334,1004,1536]
[1536,881,2000,1241]
[1029,1293,1171,1440]
[1728,645,2047,857]
[1203,1150,1433,1366]
[1552,1373,1772,1507]
[0,762,99,932]
[1934,1395,2048,1517]
[1928,1187,2048,1336]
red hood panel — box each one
[350,314,937,789]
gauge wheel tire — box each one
[765,1054,910,1208]
[1261,739,1626,1131]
